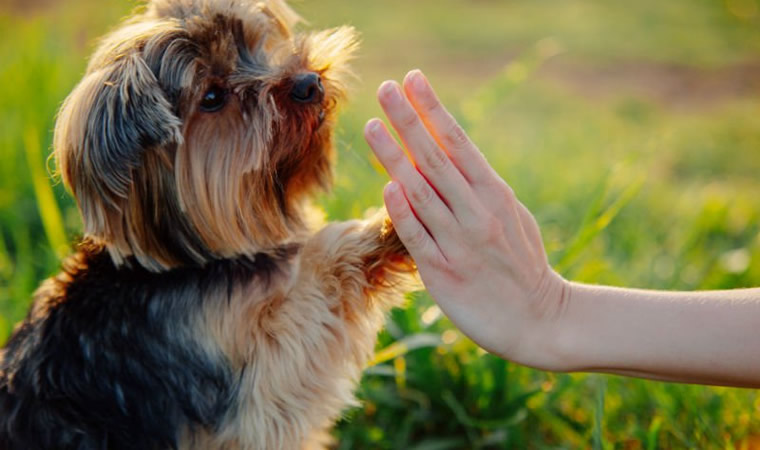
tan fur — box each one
[54,0,358,270]
[49,1,417,448]
[195,213,415,449]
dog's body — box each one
[0,1,414,448]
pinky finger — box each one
[384,181,442,264]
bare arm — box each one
[558,283,760,387]
[364,69,760,388]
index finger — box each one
[402,70,493,186]
[377,81,476,219]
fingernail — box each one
[380,81,401,104]
[408,70,426,92]
[366,119,382,137]
[385,181,400,196]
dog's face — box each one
[54,0,357,271]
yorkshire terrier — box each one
[0,0,416,448]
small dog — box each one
[0,1,416,448]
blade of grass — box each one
[462,37,563,124]
[23,128,67,259]
[441,390,533,429]
[555,173,645,275]
[369,333,441,367]
[529,407,586,447]
[408,438,469,450]
[0,229,11,279]
[646,416,663,450]
[550,176,609,266]
[592,376,607,450]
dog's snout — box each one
[290,73,324,104]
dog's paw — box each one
[378,215,409,259]
[363,212,416,287]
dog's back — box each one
[0,241,241,450]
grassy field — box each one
[2,0,760,448]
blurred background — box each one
[1,0,760,448]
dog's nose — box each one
[290,72,324,104]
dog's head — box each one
[54,0,357,271]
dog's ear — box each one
[260,0,301,36]
[54,51,182,239]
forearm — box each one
[552,282,760,388]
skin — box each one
[364,69,760,388]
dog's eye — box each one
[200,86,227,113]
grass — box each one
[1,0,760,448]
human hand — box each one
[364,70,570,370]
[364,70,760,386]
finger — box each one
[384,181,444,264]
[402,70,493,186]
[516,200,547,259]
[402,71,538,261]
[377,81,477,218]
[365,119,458,244]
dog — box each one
[0,0,416,448]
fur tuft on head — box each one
[53,0,358,271]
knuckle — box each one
[502,182,517,205]
[441,247,466,269]
[438,256,470,284]
[445,121,470,149]
[391,200,412,221]
[406,227,427,249]
[409,180,435,206]
[428,253,451,273]
[385,146,406,167]
[400,111,421,129]
[486,177,515,203]
[423,145,449,171]
[422,96,443,115]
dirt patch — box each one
[1,0,56,14]
[539,58,760,109]
[360,47,760,110]
[6,0,758,111]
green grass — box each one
[2,0,760,448]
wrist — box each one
[535,273,576,372]
[544,279,584,372]
[507,270,575,372]
[546,281,652,374]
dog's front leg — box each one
[299,209,417,315]
[282,210,416,449]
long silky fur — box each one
[0,1,415,449]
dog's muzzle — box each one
[290,72,325,104]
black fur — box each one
[0,241,295,450]
[83,52,183,206]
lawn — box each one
[1,0,759,448]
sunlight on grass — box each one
[555,171,645,276]
[1,0,759,448]
[369,333,441,367]
[23,128,68,259]
[462,37,563,125]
